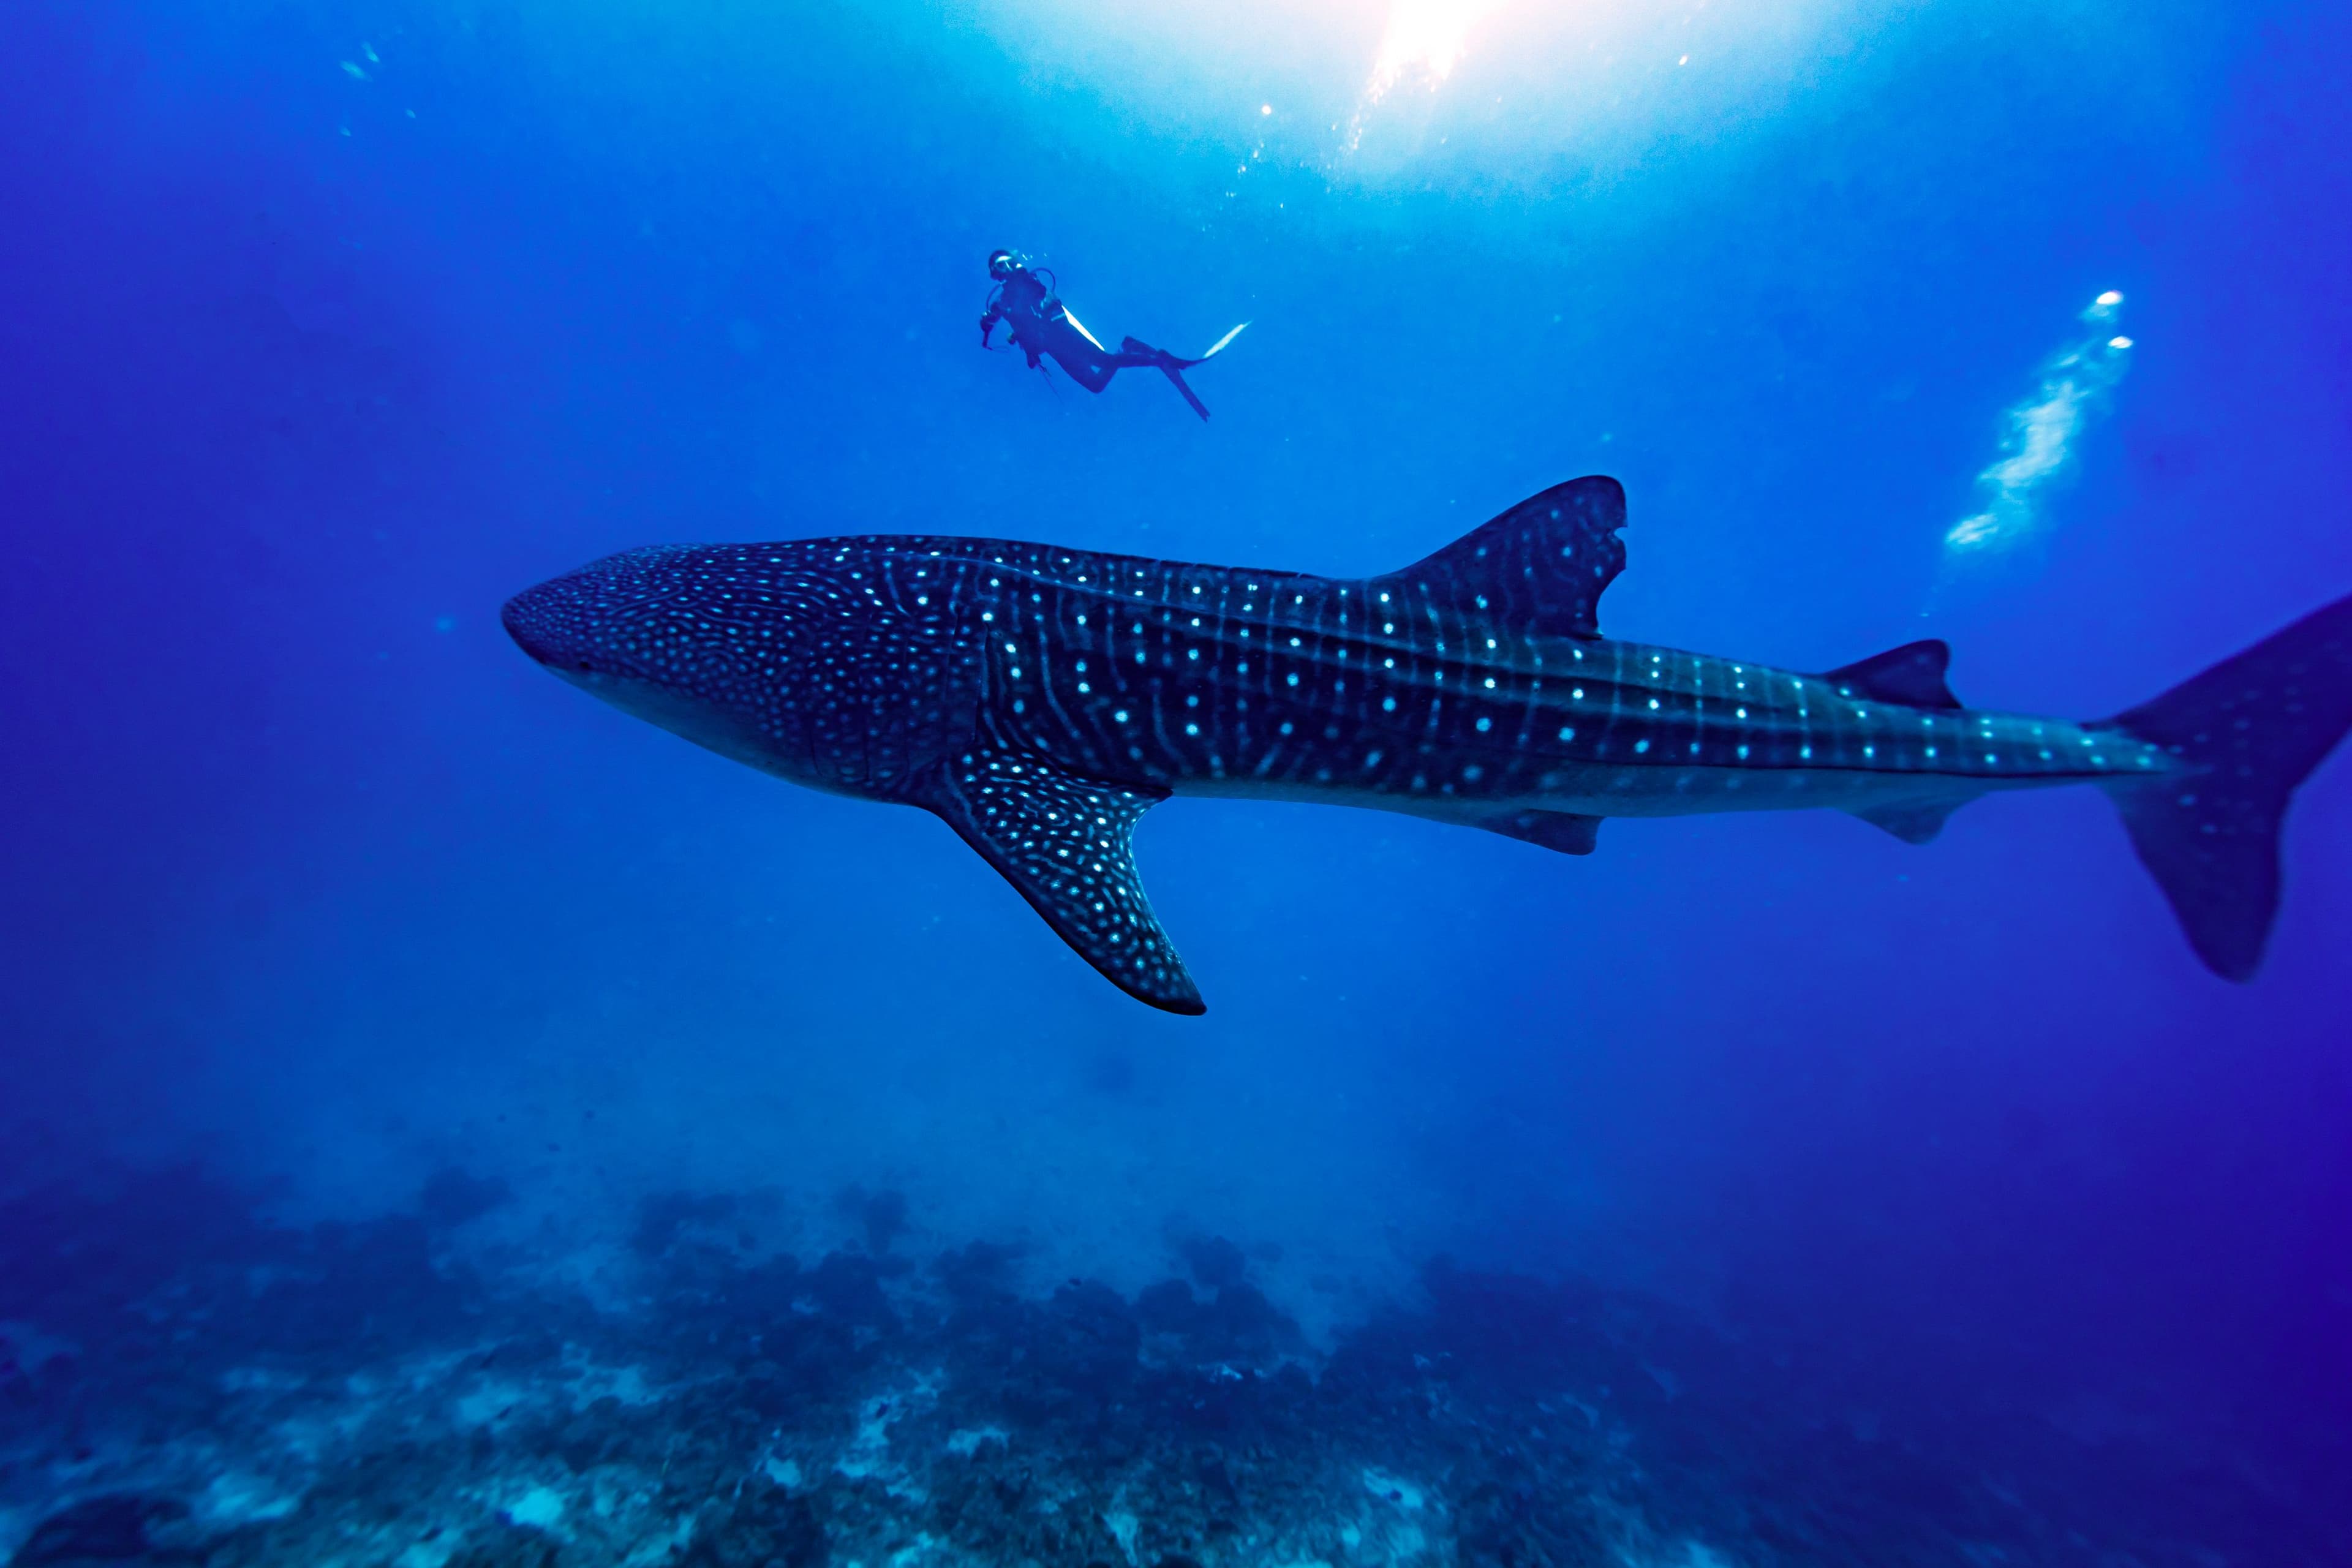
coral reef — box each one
[0,1174,2340,1567]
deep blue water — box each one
[4,1,2349,1562]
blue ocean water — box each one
[4,1,2349,1562]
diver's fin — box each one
[1121,324,1248,369]
[1060,306,1109,353]
[1849,799,1962,844]
[1161,366,1212,421]
[1373,477,1626,640]
[1479,809,1605,856]
[922,747,1204,1014]
[1823,640,1962,709]
[1118,335,1216,418]
[2100,590,2352,980]
[1197,320,1250,360]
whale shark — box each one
[503,478,2352,1012]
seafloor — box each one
[1,1169,2338,1568]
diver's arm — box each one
[979,303,1002,347]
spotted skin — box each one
[503,477,2352,1009]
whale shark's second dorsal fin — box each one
[1823,639,1962,709]
[921,746,1204,1014]
[1374,477,1626,640]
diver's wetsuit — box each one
[979,253,1238,420]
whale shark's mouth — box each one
[548,660,785,781]
[498,579,592,673]
[500,563,691,682]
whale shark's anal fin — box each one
[1374,477,1626,640]
[1849,799,1961,844]
[1480,809,1605,856]
[922,748,1204,1014]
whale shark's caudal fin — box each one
[920,746,1205,1014]
[2101,591,2352,980]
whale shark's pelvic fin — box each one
[1374,476,1626,639]
[1480,809,1605,856]
[2102,590,2352,981]
[922,747,1204,1014]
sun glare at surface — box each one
[1363,0,1505,102]
[952,0,1905,186]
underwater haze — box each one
[4,0,2350,1562]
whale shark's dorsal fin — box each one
[1823,639,1962,709]
[921,747,1204,1014]
[1374,477,1626,640]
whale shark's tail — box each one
[2101,591,2352,979]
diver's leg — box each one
[1117,336,1196,369]
[1049,350,1118,393]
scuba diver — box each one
[979,250,1247,421]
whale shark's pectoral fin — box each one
[1479,809,1605,856]
[1849,799,1962,844]
[921,748,1204,1014]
